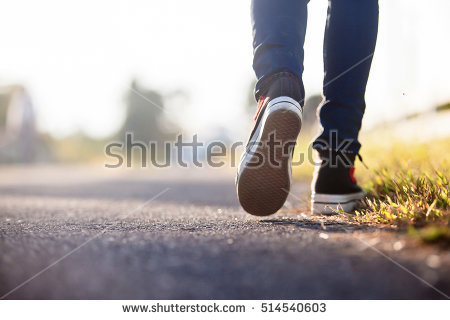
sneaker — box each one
[236,73,303,216]
[311,149,365,215]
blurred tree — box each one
[118,80,178,149]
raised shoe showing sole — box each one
[236,96,302,216]
[311,191,365,215]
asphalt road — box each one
[0,166,449,299]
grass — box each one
[360,168,448,226]
[353,168,449,244]
[292,130,450,245]
[352,135,450,245]
[354,135,449,242]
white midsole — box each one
[311,191,365,215]
[311,191,366,204]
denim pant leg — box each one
[313,0,379,153]
[251,0,309,102]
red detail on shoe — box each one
[349,167,357,183]
[254,96,266,121]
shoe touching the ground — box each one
[311,149,366,215]
[236,73,303,216]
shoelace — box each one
[357,153,369,169]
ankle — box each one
[315,149,356,168]
[257,72,303,103]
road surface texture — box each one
[0,166,449,299]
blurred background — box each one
[0,0,449,165]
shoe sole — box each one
[311,191,366,215]
[237,97,302,216]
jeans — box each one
[252,0,379,153]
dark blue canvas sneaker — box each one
[236,73,303,216]
[311,149,365,214]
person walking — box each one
[236,0,379,216]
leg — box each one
[311,0,379,215]
[251,0,309,101]
[314,0,379,153]
[237,0,308,216]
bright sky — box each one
[0,0,449,139]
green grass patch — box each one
[354,168,449,231]
[354,161,449,245]
[436,102,450,112]
[293,132,450,245]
